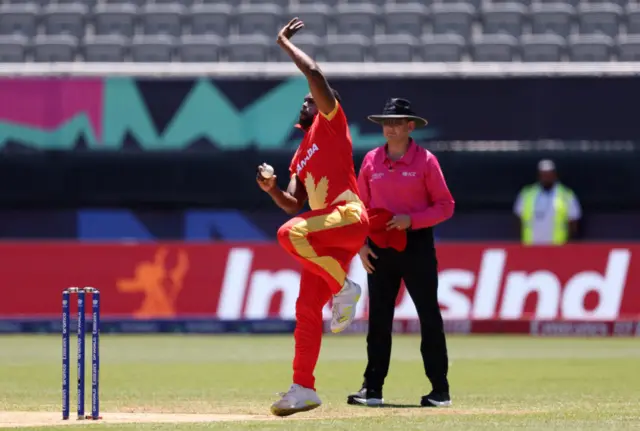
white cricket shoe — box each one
[270,384,322,417]
[331,278,361,333]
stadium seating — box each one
[1,0,639,62]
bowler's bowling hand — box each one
[386,214,412,231]
[256,164,277,193]
[277,17,304,43]
[359,244,378,274]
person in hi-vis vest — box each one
[513,159,582,245]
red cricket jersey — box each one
[289,103,362,211]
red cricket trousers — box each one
[277,201,369,390]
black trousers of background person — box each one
[362,228,450,394]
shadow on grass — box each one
[352,403,423,409]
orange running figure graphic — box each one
[117,248,189,318]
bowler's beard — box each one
[299,114,314,130]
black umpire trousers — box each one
[362,228,449,393]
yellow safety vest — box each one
[520,184,574,245]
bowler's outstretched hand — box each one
[277,17,304,42]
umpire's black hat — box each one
[367,98,428,128]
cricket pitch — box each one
[0,408,539,428]
[0,411,272,428]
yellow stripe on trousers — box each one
[288,202,363,286]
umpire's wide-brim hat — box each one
[367,98,428,128]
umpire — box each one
[347,98,454,407]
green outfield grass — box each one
[0,334,638,430]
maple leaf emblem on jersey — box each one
[304,172,329,210]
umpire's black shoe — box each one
[347,387,384,406]
[421,390,452,407]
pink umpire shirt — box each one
[357,139,455,230]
